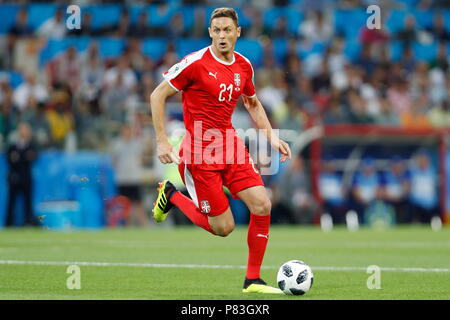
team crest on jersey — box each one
[200,200,211,214]
[234,73,241,87]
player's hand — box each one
[156,140,180,164]
[271,138,291,163]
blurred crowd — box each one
[270,151,439,225]
[0,0,448,225]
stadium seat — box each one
[235,39,263,67]
[39,37,91,67]
[176,38,210,59]
[297,41,326,59]
[0,70,24,89]
[176,5,199,31]
[395,0,420,7]
[263,7,303,35]
[83,4,121,30]
[146,4,177,27]
[98,37,125,58]
[385,10,408,34]
[142,38,168,61]
[343,39,361,61]
[443,10,450,32]
[27,3,57,30]
[0,4,20,34]
[272,38,288,66]
[334,9,367,39]
[412,41,437,62]
[128,4,144,24]
[411,8,434,30]
[389,41,404,61]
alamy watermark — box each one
[366,5,381,30]
[366,265,381,290]
[169,124,298,176]
[66,5,81,30]
[66,265,81,290]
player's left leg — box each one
[237,185,282,294]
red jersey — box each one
[163,46,255,166]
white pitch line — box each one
[0,260,449,273]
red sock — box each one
[246,213,271,279]
[170,192,214,234]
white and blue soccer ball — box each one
[277,260,314,295]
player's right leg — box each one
[153,163,232,235]
[152,180,177,223]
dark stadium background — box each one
[0,0,449,229]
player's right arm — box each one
[150,80,180,164]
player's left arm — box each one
[242,95,291,162]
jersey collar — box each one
[209,46,235,65]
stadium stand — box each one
[0,0,449,227]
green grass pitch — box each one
[0,225,449,300]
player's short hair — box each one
[209,7,239,27]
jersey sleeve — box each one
[242,61,256,98]
[162,57,195,92]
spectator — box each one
[0,84,20,143]
[425,12,450,42]
[387,77,412,115]
[5,122,38,227]
[327,37,348,74]
[360,74,383,117]
[319,159,347,224]
[103,55,137,92]
[13,74,48,112]
[8,7,33,37]
[36,8,67,39]
[105,9,131,37]
[331,63,362,92]
[429,42,449,73]
[359,24,389,47]
[110,123,149,226]
[409,152,439,223]
[257,69,287,119]
[6,7,33,69]
[241,6,263,39]
[278,154,317,224]
[128,11,164,38]
[167,12,190,40]
[311,58,331,93]
[270,16,290,38]
[345,89,374,124]
[400,91,432,129]
[351,158,383,223]
[395,14,419,47]
[322,93,347,124]
[68,12,103,37]
[375,94,401,126]
[47,46,81,92]
[291,75,316,115]
[46,90,74,147]
[155,51,179,84]
[399,45,417,74]
[284,53,302,89]
[355,45,376,75]
[298,10,333,43]
[78,43,104,115]
[381,157,411,223]
[21,97,51,149]
[428,99,450,128]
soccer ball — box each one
[277,260,314,295]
